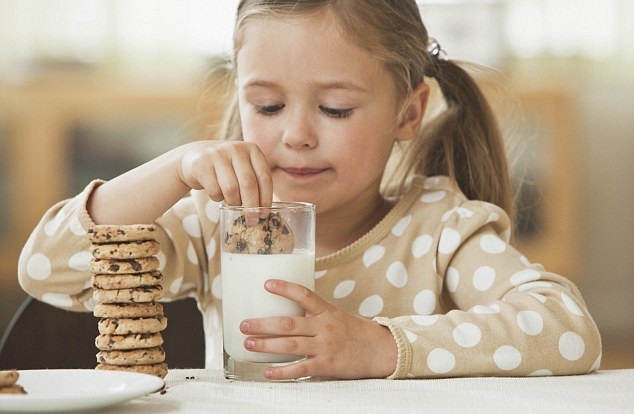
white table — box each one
[100,369,634,414]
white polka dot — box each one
[44,210,66,236]
[510,269,541,286]
[559,331,585,361]
[471,304,501,314]
[205,201,220,222]
[528,292,548,304]
[472,266,496,291]
[528,369,553,377]
[442,207,474,222]
[530,262,546,272]
[386,261,408,288]
[413,289,436,315]
[589,354,601,372]
[427,348,456,374]
[411,314,439,326]
[169,276,184,294]
[404,329,418,343]
[516,310,544,336]
[156,250,166,271]
[392,215,412,236]
[438,228,461,254]
[41,292,73,308]
[518,281,553,292]
[83,298,96,311]
[480,234,506,254]
[423,176,442,188]
[363,245,385,268]
[445,267,459,293]
[453,322,482,348]
[83,278,93,289]
[487,212,500,223]
[182,215,202,238]
[26,254,52,280]
[421,190,446,203]
[493,345,522,370]
[68,251,92,271]
[458,207,475,218]
[314,270,327,279]
[181,282,197,295]
[69,216,87,236]
[359,295,384,317]
[333,280,356,299]
[411,234,433,258]
[187,242,198,264]
[207,238,217,259]
[561,292,584,316]
[202,271,210,293]
[211,274,222,299]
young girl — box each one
[18,0,601,380]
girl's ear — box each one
[396,82,430,141]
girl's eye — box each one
[256,104,285,116]
[320,106,353,119]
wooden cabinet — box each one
[0,72,208,277]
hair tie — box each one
[427,37,448,61]
[425,37,448,78]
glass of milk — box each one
[220,202,315,381]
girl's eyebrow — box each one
[243,79,368,93]
[318,81,368,93]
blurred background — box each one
[0,0,632,369]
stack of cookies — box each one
[88,224,168,378]
[0,370,26,394]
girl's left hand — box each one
[239,279,398,380]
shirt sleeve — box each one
[375,199,602,379]
[18,180,218,312]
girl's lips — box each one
[281,167,328,177]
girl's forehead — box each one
[236,9,343,51]
[236,16,388,90]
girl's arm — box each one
[18,139,271,312]
[235,199,602,380]
[88,140,273,225]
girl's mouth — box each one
[281,167,328,178]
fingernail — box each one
[240,321,249,333]
[265,280,277,290]
[245,338,255,350]
[264,369,273,378]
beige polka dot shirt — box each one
[18,175,601,378]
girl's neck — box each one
[315,191,392,257]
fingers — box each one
[243,335,314,357]
[250,150,273,208]
[180,141,273,207]
[240,315,315,337]
[264,279,326,316]
[264,359,318,381]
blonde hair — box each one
[213,0,514,220]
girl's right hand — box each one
[178,140,273,207]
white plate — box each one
[0,369,165,413]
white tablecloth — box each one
[102,369,634,414]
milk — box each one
[221,250,315,363]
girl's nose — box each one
[281,109,317,149]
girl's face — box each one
[237,11,404,215]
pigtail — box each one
[415,58,514,221]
